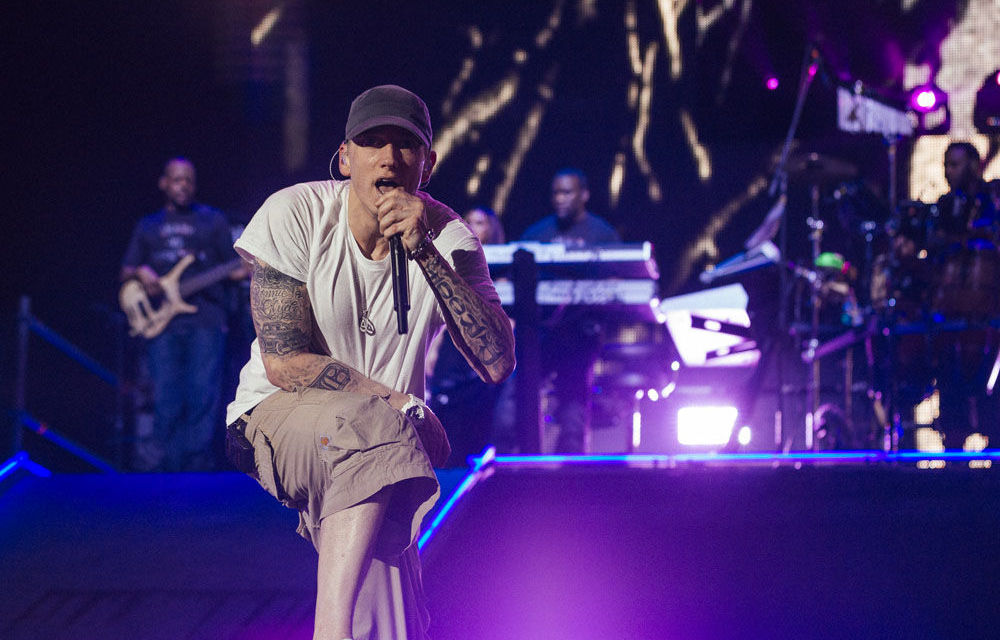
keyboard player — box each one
[520,168,622,453]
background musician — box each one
[521,168,620,247]
[119,157,244,471]
[931,141,998,245]
[521,168,621,453]
[927,142,999,451]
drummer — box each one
[928,142,999,452]
[931,141,998,247]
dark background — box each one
[1,0,979,464]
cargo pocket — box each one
[313,395,403,466]
[247,421,292,506]
[314,415,359,466]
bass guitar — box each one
[120,254,244,339]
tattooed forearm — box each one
[257,322,311,355]
[250,261,313,357]
[309,362,352,390]
[249,259,325,389]
[417,249,515,382]
[248,257,399,400]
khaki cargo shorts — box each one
[244,387,440,556]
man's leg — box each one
[146,330,186,471]
[245,390,437,638]
[183,327,226,470]
[314,487,393,640]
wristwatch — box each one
[407,228,437,261]
[401,393,426,422]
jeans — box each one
[146,325,226,471]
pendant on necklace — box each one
[359,310,376,336]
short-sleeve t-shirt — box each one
[226,180,499,424]
[519,212,621,246]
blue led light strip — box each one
[493,450,1000,466]
[0,452,52,482]
[418,447,496,551]
[0,456,20,479]
[417,448,996,552]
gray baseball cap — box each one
[344,85,432,148]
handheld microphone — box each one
[390,234,409,334]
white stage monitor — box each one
[657,284,760,368]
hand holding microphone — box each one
[376,182,431,335]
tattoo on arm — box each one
[420,251,511,371]
[309,362,352,390]
[250,258,359,391]
[250,261,312,356]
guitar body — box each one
[134,255,199,339]
[123,254,243,339]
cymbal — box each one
[786,151,858,184]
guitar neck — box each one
[178,258,244,298]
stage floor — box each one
[2,454,999,639]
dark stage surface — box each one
[3,460,999,640]
[422,458,1000,639]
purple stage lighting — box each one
[737,425,752,446]
[910,83,950,133]
[766,76,779,90]
[914,90,936,110]
[677,405,737,446]
[910,85,943,113]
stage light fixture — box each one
[765,76,779,91]
[911,87,939,111]
[908,83,950,134]
[737,426,752,446]
[632,408,642,449]
[677,405,737,446]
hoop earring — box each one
[328,151,339,180]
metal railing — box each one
[8,295,120,475]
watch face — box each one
[405,404,423,420]
[403,396,425,421]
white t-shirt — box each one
[226,179,499,425]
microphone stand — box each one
[770,43,822,452]
[390,235,409,334]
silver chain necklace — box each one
[353,265,376,336]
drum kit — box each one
[774,151,1000,451]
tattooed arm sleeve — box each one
[249,257,404,403]
[414,246,516,385]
